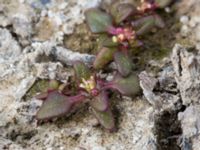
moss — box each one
[176,38,194,47]
[64,23,99,54]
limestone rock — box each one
[171,44,200,106]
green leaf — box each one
[111,3,137,24]
[155,0,172,8]
[114,51,133,77]
[85,8,113,33]
[73,61,91,82]
[98,34,118,47]
[92,108,115,131]
[90,91,108,111]
[48,80,60,90]
[36,91,73,120]
[93,47,117,70]
[135,16,155,35]
[135,15,164,35]
[35,92,48,100]
[110,73,141,96]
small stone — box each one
[180,16,189,24]
[181,25,190,36]
[165,7,171,13]
[189,19,197,28]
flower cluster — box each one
[110,27,136,43]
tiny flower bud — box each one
[137,0,155,12]
[116,28,123,34]
[79,76,97,94]
[91,88,99,96]
[117,34,125,42]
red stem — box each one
[69,93,87,104]
[101,82,115,90]
[107,26,118,35]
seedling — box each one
[85,0,171,69]
[34,0,172,132]
[35,61,140,131]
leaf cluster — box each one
[34,0,172,131]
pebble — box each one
[180,16,189,24]
[181,24,190,36]
[165,7,171,13]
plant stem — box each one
[69,93,86,103]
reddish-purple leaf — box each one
[134,15,165,35]
[114,51,133,77]
[35,92,48,100]
[93,47,117,70]
[111,3,137,24]
[85,8,113,33]
[106,74,141,96]
[36,91,73,120]
[134,16,155,35]
[92,108,115,131]
[90,91,109,111]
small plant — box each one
[34,0,172,131]
[35,61,140,131]
[85,0,171,69]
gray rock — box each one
[0,28,21,63]
[171,44,200,106]
[1,0,200,149]
[178,105,200,150]
[0,1,157,149]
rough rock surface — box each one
[139,44,200,150]
[178,0,200,49]
[0,0,156,150]
[0,0,200,150]
[173,45,200,150]
[176,1,200,148]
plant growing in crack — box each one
[33,0,172,131]
[85,0,171,69]
[35,61,140,131]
